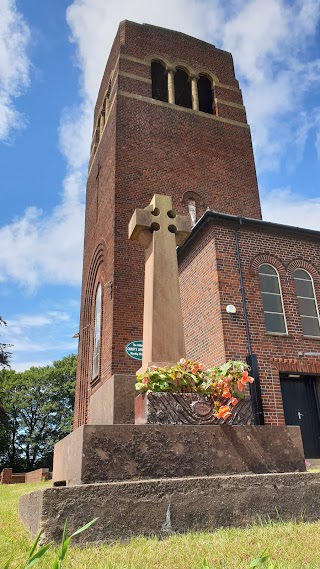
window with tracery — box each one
[294,269,320,336]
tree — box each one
[0,354,76,471]
[0,316,11,368]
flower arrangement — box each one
[136,359,254,420]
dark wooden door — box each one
[280,376,320,458]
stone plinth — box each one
[89,374,136,425]
[52,425,305,486]
[135,393,253,425]
[20,472,320,543]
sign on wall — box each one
[125,341,143,361]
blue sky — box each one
[0,0,320,371]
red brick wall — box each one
[0,468,25,484]
[0,467,50,484]
[24,468,50,483]
[179,216,320,425]
[74,21,261,426]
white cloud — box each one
[0,200,84,289]
[1,0,320,291]
[1,308,78,370]
[220,0,320,170]
[261,188,320,231]
[0,0,31,140]
[12,360,55,372]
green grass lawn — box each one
[2,482,320,568]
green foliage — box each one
[0,354,76,470]
[136,359,253,419]
[0,316,11,369]
[52,518,98,569]
[3,517,97,569]
[250,550,273,567]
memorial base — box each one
[89,374,136,425]
[52,425,305,486]
[19,472,320,544]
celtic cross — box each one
[129,194,191,369]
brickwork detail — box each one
[179,218,320,425]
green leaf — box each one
[3,558,12,569]
[60,537,71,561]
[27,531,42,559]
[24,544,52,569]
[250,549,271,567]
[69,517,98,538]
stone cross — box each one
[129,194,191,369]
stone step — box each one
[19,472,320,544]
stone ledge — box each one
[52,425,305,486]
[19,472,320,544]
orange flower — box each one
[242,370,249,379]
[198,363,205,371]
[240,374,254,385]
[191,365,198,373]
[142,377,150,385]
[237,380,244,392]
[222,389,231,399]
[230,397,238,407]
[216,405,232,420]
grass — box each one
[2,482,320,568]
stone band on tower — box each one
[74,20,261,427]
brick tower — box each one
[74,20,262,427]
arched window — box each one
[188,199,197,227]
[92,283,102,380]
[294,269,320,336]
[258,264,287,333]
[151,61,168,102]
[174,68,192,109]
[198,75,213,114]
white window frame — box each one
[258,263,288,335]
[294,268,320,337]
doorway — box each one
[280,374,320,458]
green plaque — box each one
[125,341,143,361]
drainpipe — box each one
[234,221,265,425]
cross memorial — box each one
[129,194,191,369]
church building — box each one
[74,20,320,458]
